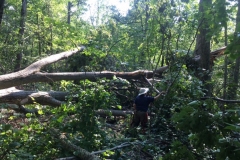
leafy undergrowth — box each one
[1,106,240,160]
[0,108,186,160]
[95,115,192,160]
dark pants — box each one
[131,111,148,129]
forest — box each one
[0,0,240,159]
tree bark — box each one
[0,87,68,106]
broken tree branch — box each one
[201,96,240,103]
[143,77,160,94]
[0,46,85,89]
[49,128,100,160]
[96,109,133,117]
[91,141,142,155]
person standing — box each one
[131,88,165,134]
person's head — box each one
[138,88,149,96]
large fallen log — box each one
[0,45,168,90]
[0,47,85,89]
[0,67,168,90]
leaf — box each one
[8,116,15,120]
[116,105,122,110]
[38,110,44,115]
[57,116,64,123]
[188,100,200,106]
[26,113,32,118]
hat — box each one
[138,88,149,96]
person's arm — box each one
[154,91,166,101]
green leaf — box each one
[38,110,44,115]
[188,100,200,106]
[26,113,32,118]
[57,116,64,123]
[116,105,122,110]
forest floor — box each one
[102,116,176,160]
[0,108,185,160]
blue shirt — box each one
[134,95,154,112]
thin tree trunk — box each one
[14,0,27,71]
[67,2,72,24]
[0,0,5,26]
[145,0,150,68]
[214,0,228,100]
[222,24,228,112]
[223,25,228,99]
[37,13,41,55]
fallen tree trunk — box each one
[0,87,68,106]
[0,46,168,107]
[96,109,133,117]
[0,68,168,90]
[4,103,135,116]
[49,128,100,160]
[0,46,85,89]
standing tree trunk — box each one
[195,0,212,96]
[0,0,5,26]
[228,0,240,99]
[220,0,228,112]
[67,2,72,24]
[145,0,150,68]
[223,24,228,99]
[14,0,27,71]
[37,13,41,56]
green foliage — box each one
[163,141,196,160]
[0,116,59,160]
[50,80,119,151]
[168,75,240,159]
